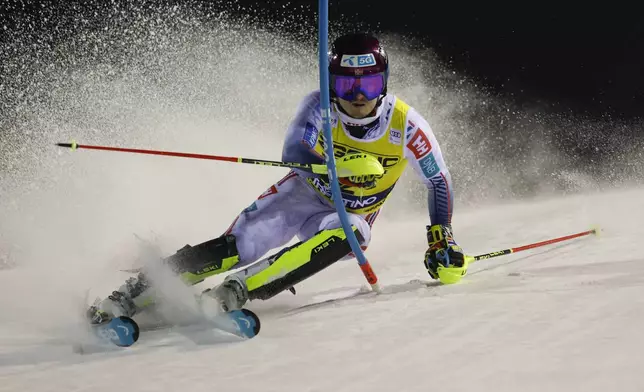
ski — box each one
[85,307,260,349]
[191,293,262,340]
[91,316,140,347]
[197,308,261,340]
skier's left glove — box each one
[424,224,468,284]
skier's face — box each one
[337,94,378,119]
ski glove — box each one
[424,224,467,283]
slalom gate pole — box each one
[318,0,380,291]
[467,227,599,264]
[56,142,329,174]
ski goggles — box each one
[331,73,385,101]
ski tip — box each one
[232,309,260,339]
[119,316,141,344]
[90,315,140,348]
[590,224,602,237]
[243,309,261,337]
[110,316,140,347]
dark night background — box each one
[5,1,643,118]
[2,0,643,201]
[234,1,644,120]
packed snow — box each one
[1,177,642,391]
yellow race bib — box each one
[307,97,410,214]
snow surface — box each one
[1,183,643,391]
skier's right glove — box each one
[424,224,468,284]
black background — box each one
[4,0,644,119]
[246,1,644,120]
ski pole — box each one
[468,227,599,263]
[437,227,600,284]
[55,141,383,177]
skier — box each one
[88,32,466,324]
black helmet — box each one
[328,33,389,101]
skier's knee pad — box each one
[318,212,371,246]
[165,234,240,285]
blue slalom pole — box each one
[317,0,379,290]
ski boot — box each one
[200,275,248,312]
[86,273,150,325]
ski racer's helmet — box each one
[328,33,389,102]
